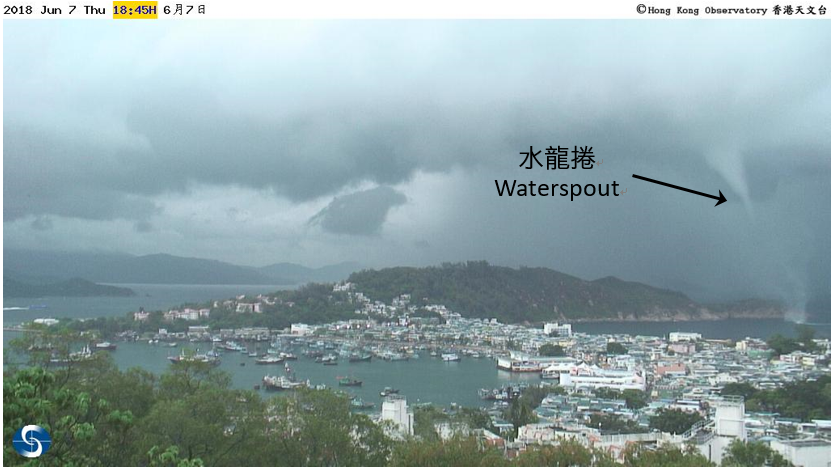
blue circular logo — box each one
[12,425,51,458]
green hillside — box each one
[348,262,784,323]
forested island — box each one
[347,262,787,323]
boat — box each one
[168,350,221,366]
[338,377,363,387]
[94,341,117,351]
[248,351,259,357]
[479,385,525,401]
[349,354,372,363]
[280,352,298,360]
[262,375,308,391]
[442,353,460,362]
[380,387,400,397]
[255,355,285,365]
[316,354,338,365]
[218,341,246,352]
[50,345,94,365]
[350,398,375,410]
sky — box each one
[3,21,830,319]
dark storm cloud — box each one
[4,22,828,220]
[3,21,829,320]
[309,186,406,235]
[30,216,53,231]
[134,220,154,233]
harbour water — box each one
[112,342,540,408]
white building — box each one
[133,311,150,321]
[235,303,262,314]
[381,396,414,437]
[558,364,646,391]
[290,323,312,336]
[694,396,746,464]
[669,332,702,342]
[544,322,573,337]
[33,318,59,326]
[768,438,831,467]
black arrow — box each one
[632,174,727,207]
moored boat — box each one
[380,387,400,397]
[348,354,372,363]
[337,377,362,387]
[256,355,285,365]
[262,375,308,391]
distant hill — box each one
[258,261,363,284]
[347,261,787,323]
[4,250,362,286]
[90,254,280,285]
[4,277,135,298]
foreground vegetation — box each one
[6,358,780,467]
[721,376,831,422]
[4,331,806,466]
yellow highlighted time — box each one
[113,1,158,19]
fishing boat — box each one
[255,355,284,365]
[380,387,400,397]
[442,353,460,362]
[168,350,221,366]
[349,354,372,363]
[350,398,375,410]
[218,341,246,352]
[316,354,338,365]
[262,375,308,391]
[94,341,117,351]
[50,345,94,365]
[337,377,363,387]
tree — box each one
[390,437,508,467]
[622,389,649,410]
[264,388,392,467]
[539,344,565,357]
[745,376,830,422]
[649,409,703,435]
[606,342,628,355]
[147,446,205,467]
[721,439,793,467]
[587,413,647,434]
[766,334,802,357]
[721,383,758,400]
[514,439,614,467]
[623,444,714,467]
[794,324,819,352]
[3,366,136,466]
[505,398,537,434]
